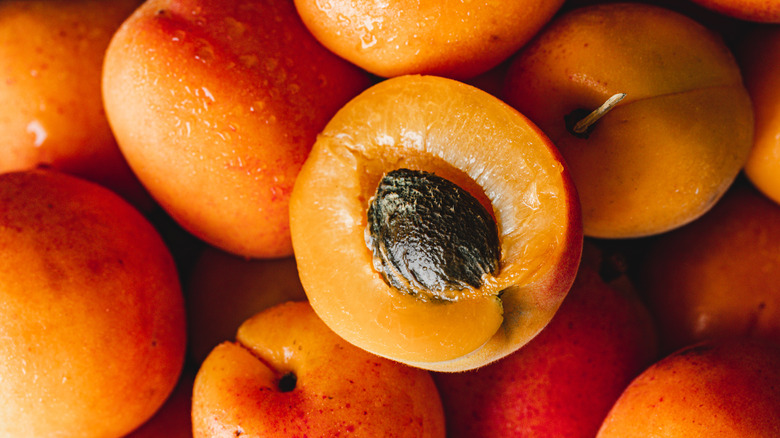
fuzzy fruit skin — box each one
[0,0,150,209]
[502,2,754,239]
[294,0,565,79]
[433,245,658,438]
[0,169,186,438]
[596,338,780,437]
[688,0,780,22]
[191,301,445,438]
[638,180,780,355]
[741,26,780,204]
[102,0,372,258]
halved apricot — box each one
[289,75,582,372]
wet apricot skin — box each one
[192,301,445,438]
[102,0,372,258]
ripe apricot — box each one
[596,338,780,437]
[741,25,780,205]
[0,0,149,208]
[192,301,445,437]
[293,0,565,79]
[0,169,186,437]
[102,0,372,258]
[289,75,582,372]
[503,2,754,238]
[637,180,780,354]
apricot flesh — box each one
[503,3,754,238]
[289,75,582,371]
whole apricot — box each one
[596,338,780,437]
[290,75,582,372]
[503,2,754,238]
[192,301,445,437]
[102,0,372,258]
[0,0,149,208]
[637,180,780,354]
[0,169,186,437]
[740,25,780,205]
[293,0,565,79]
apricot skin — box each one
[0,0,149,208]
[741,26,780,205]
[102,0,372,258]
[0,169,186,438]
[688,0,780,22]
[596,338,780,437]
[293,0,565,79]
[290,75,582,371]
[192,301,445,438]
[502,2,754,239]
[638,181,780,354]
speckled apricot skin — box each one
[741,26,780,204]
[0,0,150,209]
[0,169,186,438]
[191,301,445,438]
[433,244,658,438]
[102,0,372,258]
[638,181,780,355]
[596,338,780,437]
[503,2,754,239]
[689,0,780,22]
[293,0,565,79]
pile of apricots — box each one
[0,0,779,436]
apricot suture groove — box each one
[366,168,500,303]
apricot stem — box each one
[572,93,627,135]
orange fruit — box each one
[503,2,754,238]
[102,0,372,258]
[741,25,780,205]
[289,75,582,372]
[0,169,186,437]
[293,0,565,79]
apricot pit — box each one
[366,168,500,301]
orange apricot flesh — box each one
[289,75,582,372]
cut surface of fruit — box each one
[290,75,582,371]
